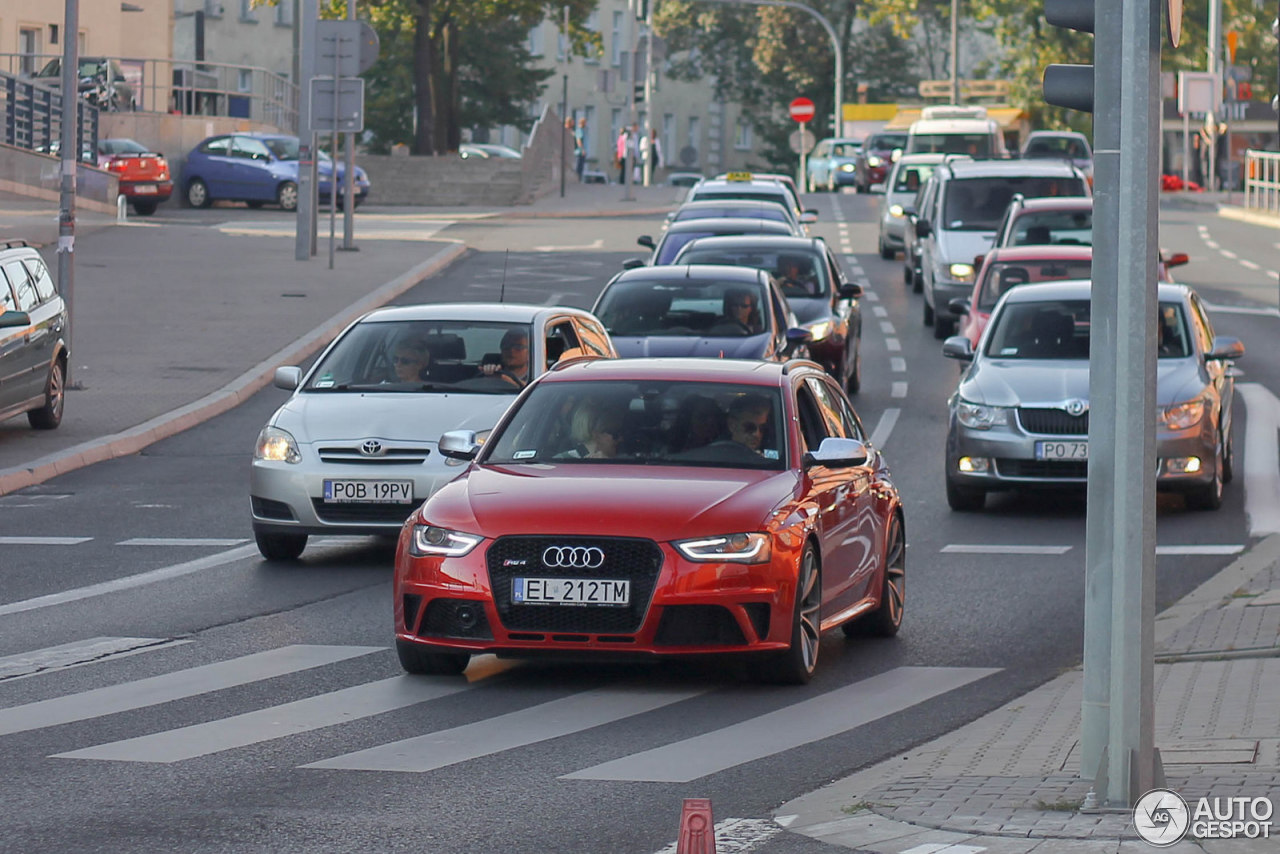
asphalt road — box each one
[0,192,1272,853]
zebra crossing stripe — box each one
[561,667,999,782]
[53,676,473,763]
[115,538,249,547]
[0,645,380,737]
[305,684,708,773]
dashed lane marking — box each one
[115,538,249,547]
[891,382,907,398]
[942,544,1072,555]
[0,537,92,545]
[869,408,900,450]
[891,357,906,372]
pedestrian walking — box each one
[616,127,630,184]
[574,118,587,182]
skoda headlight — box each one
[410,525,483,557]
[674,533,771,563]
[1161,398,1207,430]
[445,429,491,466]
[956,400,1012,430]
[889,204,905,218]
[867,155,883,167]
[254,426,301,463]
[804,320,833,342]
[948,262,976,282]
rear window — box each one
[943,177,1088,230]
[676,247,830,299]
[1011,210,1092,247]
[594,277,771,338]
[868,133,907,152]
[892,164,936,193]
[976,261,1093,310]
[907,133,992,156]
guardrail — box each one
[1244,150,1280,216]
[0,53,297,132]
[1,71,98,161]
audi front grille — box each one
[486,536,663,634]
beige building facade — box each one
[0,0,169,77]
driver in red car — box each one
[726,394,770,454]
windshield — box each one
[828,143,861,158]
[891,164,936,194]
[258,136,331,162]
[1025,137,1090,159]
[595,277,770,337]
[691,189,791,210]
[985,299,1189,359]
[484,380,786,469]
[908,133,991,155]
[676,247,830,300]
[943,177,1087,230]
[1011,210,1092,246]
[305,319,534,393]
[977,261,1093,311]
[868,133,908,152]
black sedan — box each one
[591,265,810,362]
[673,235,863,392]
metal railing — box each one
[2,70,98,161]
[1244,150,1280,216]
[0,53,297,132]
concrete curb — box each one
[1219,205,1280,229]
[1153,532,1280,650]
[0,241,468,497]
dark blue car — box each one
[590,265,809,363]
[182,133,370,211]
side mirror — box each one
[1207,335,1244,362]
[803,437,869,468]
[901,203,917,218]
[915,219,932,238]
[786,327,813,345]
[622,258,645,270]
[973,254,984,271]
[942,336,974,361]
[839,283,863,300]
[1164,251,1190,268]
[799,211,819,224]
[439,430,482,461]
[637,235,655,249]
[0,310,31,329]
[948,298,970,317]
[273,366,302,390]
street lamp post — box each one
[693,0,842,138]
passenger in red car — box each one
[559,402,624,459]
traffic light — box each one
[1042,0,1095,113]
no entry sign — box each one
[789,97,815,123]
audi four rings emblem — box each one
[360,440,385,456]
[542,546,605,569]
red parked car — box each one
[97,138,173,215]
[953,245,1192,349]
[393,357,906,684]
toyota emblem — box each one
[542,546,605,569]
[360,440,385,456]
[1065,399,1088,417]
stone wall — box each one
[0,142,118,213]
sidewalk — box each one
[776,534,1280,853]
[0,181,685,495]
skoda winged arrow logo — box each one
[1065,399,1088,417]
[542,546,605,569]
[359,440,385,456]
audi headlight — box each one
[1161,398,1207,430]
[410,525,483,557]
[254,426,301,463]
[804,320,833,342]
[956,401,1011,430]
[948,263,976,281]
[867,155,883,167]
[445,429,491,466]
[674,533,771,563]
[889,204,905,218]
[840,163,855,172]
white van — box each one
[904,106,1007,158]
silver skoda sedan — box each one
[941,280,1243,512]
[250,303,616,559]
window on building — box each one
[238,69,253,93]
[583,11,600,64]
[275,1,292,25]
[205,0,223,17]
[240,0,256,21]
[611,11,623,67]
[686,116,701,164]
[19,28,41,76]
[663,114,676,167]
[734,118,752,150]
[528,22,543,57]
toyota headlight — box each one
[410,525,483,557]
[867,155,883,167]
[254,426,301,463]
[956,401,1012,430]
[889,204,905,218]
[674,533,771,563]
[948,263,976,282]
[804,320,833,342]
[1161,398,1207,430]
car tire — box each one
[946,476,986,512]
[27,358,65,430]
[912,268,924,294]
[1221,427,1235,485]
[396,639,470,676]
[277,181,299,212]
[132,201,158,216]
[754,543,821,685]
[879,239,895,260]
[846,347,861,395]
[933,316,954,340]
[1185,444,1224,511]
[903,263,913,285]
[923,299,934,326]
[843,515,904,638]
[254,530,308,560]
[186,178,211,208]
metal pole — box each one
[342,0,356,250]
[561,74,568,197]
[1208,0,1221,190]
[798,120,807,191]
[624,4,637,202]
[642,0,656,187]
[950,0,961,103]
[57,0,79,354]
[295,0,316,261]
[329,39,340,270]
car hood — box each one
[938,229,997,267]
[961,357,1205,408]
[612,334,771,359]
[424,465,800,540]
[270,392,515,444]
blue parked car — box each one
[182,133,370,211]
[805,137,862,193]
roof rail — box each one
[780,357,822,375]
[921,105,989,120]
[942,154,973,164]
[1,238,32,251]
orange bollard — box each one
[676,798,716,854]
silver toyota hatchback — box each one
[941,280,1243,512]
[250,303,616,559]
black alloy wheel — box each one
[755,544,821,685]
[27,359,65,429]
[844,515,905,637]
